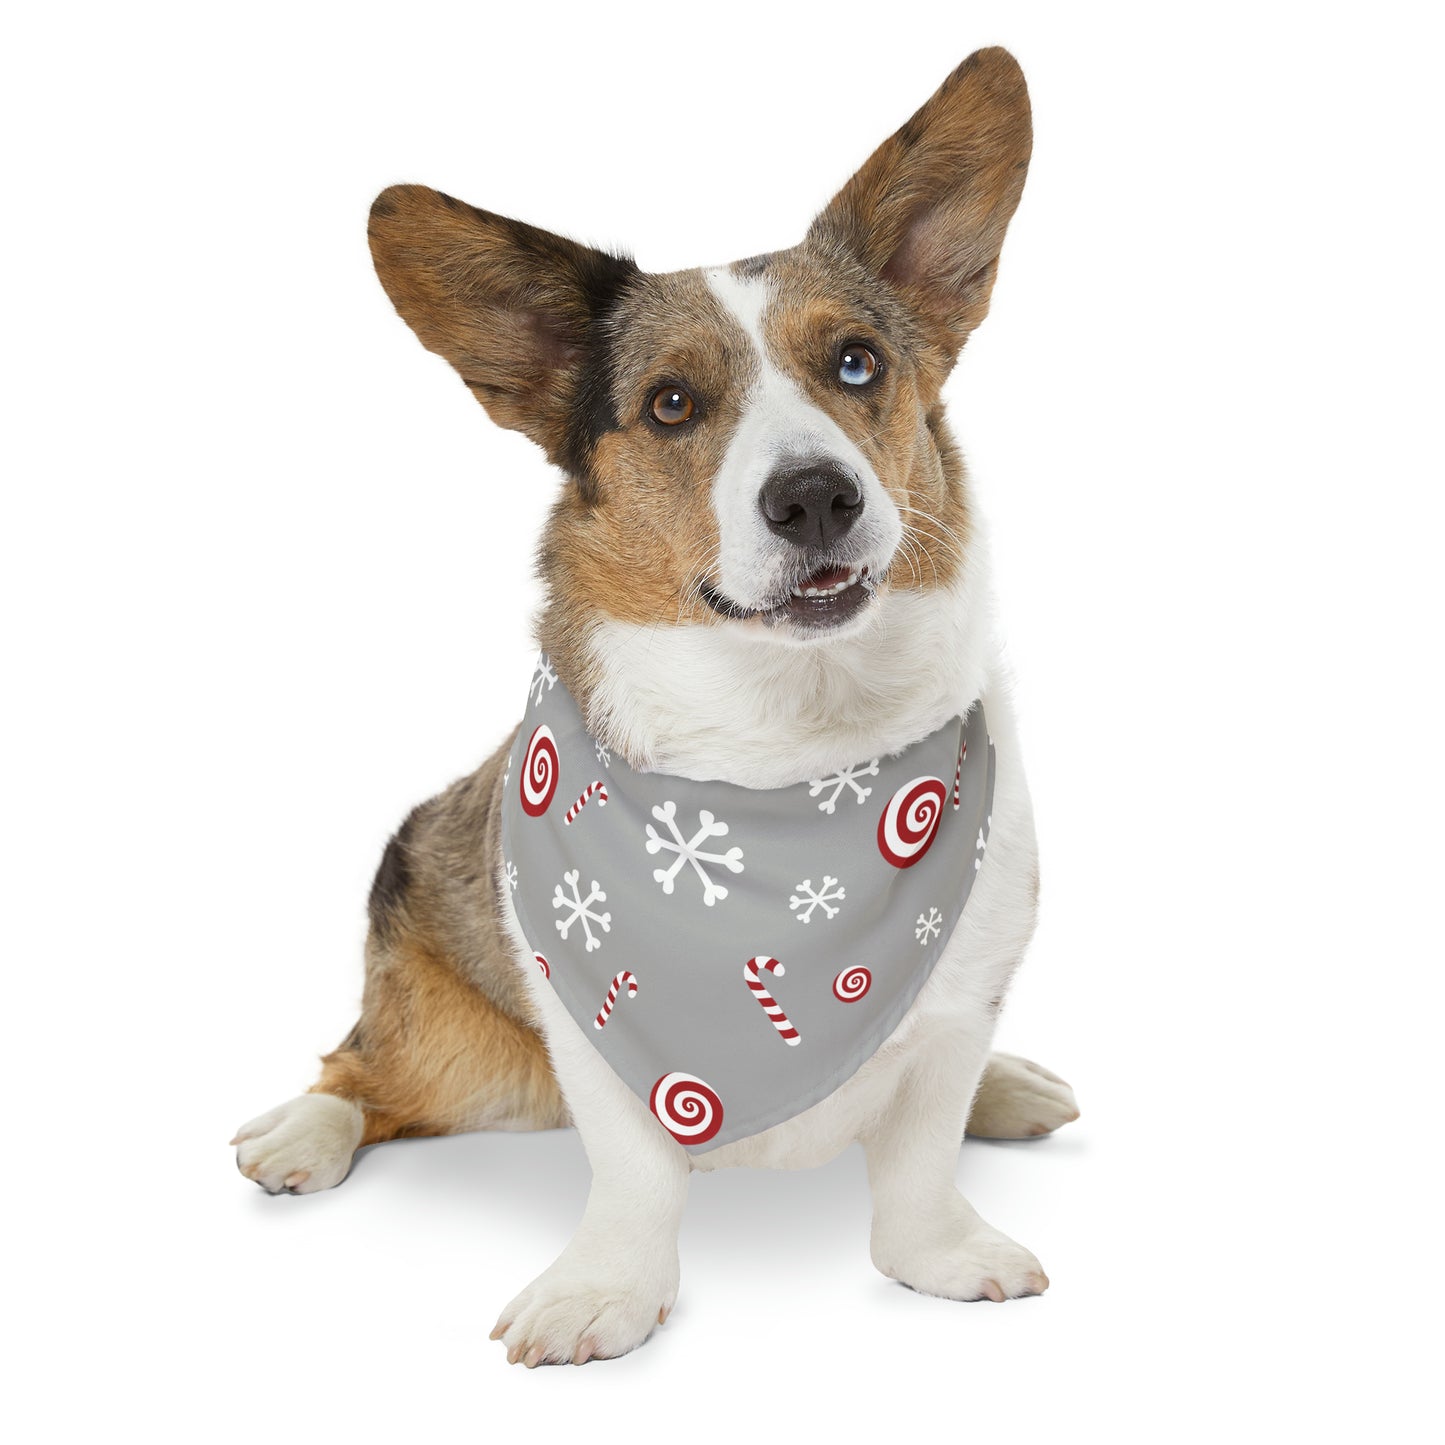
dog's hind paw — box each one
[967,1052,1080,1139]
[231,1093,363,1194]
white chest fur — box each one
[582,556,996,789]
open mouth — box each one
[700,564,876,631]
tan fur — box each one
[313,930,566,1145]
[305,732,568,1144]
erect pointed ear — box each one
[367,184,640,485]
[807,47,1032,355]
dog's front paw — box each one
[491,1251,678,1366]
[873,1210,1048,1302]
[231,1093,363,1194]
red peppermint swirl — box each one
[650,1072,724,1146]
[520,725,559,817]
[534,952,550,978]
[832,966,872,1002]
[876,775,947,868]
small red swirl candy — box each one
[832,966,872,1003]
[876,775,947,868]
[650,1071,724,1146]
[520,725,560,817]
[534,953,550,978]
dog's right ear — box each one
[368,185,640,484]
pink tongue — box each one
[802,565,852,589]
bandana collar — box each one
[501,655,996,1153]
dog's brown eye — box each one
[839,345,879,386]
[650,386,695,425]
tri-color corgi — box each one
[233,46,1079,1366]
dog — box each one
[232,45,1079,1366]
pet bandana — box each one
[500,654,996,1154]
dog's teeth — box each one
[789,570,863,601]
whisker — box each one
[676,542,725,627]
[897,503,967,560]
[895,505,965,579]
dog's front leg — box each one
[864,1029,1048,1302]
[491,998,689,1366]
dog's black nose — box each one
[758,459,864,549]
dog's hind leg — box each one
[966,1052,1080,1139]
[232,933,567,1194]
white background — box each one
[4,2,1441,1439]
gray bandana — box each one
[500,655,996,1153]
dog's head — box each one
[369,49,1030,655]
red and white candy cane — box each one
[743,956,800,1046]
[953,735,966,810]
[564,780,609,825]
[593,969,638,1030]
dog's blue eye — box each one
[838,345,879,386]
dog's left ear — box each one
[808,47,1032,355]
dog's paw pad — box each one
[232,1093,363,1195]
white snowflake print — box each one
[504,860,518,892]
[595,738,612,768]
[789,876,846,923]
[644,801,745,906]
[553,869,611,952]
[530,653,558,707]
[808,759,880,814]
[915,906,942,944]
[974,815,991,872]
